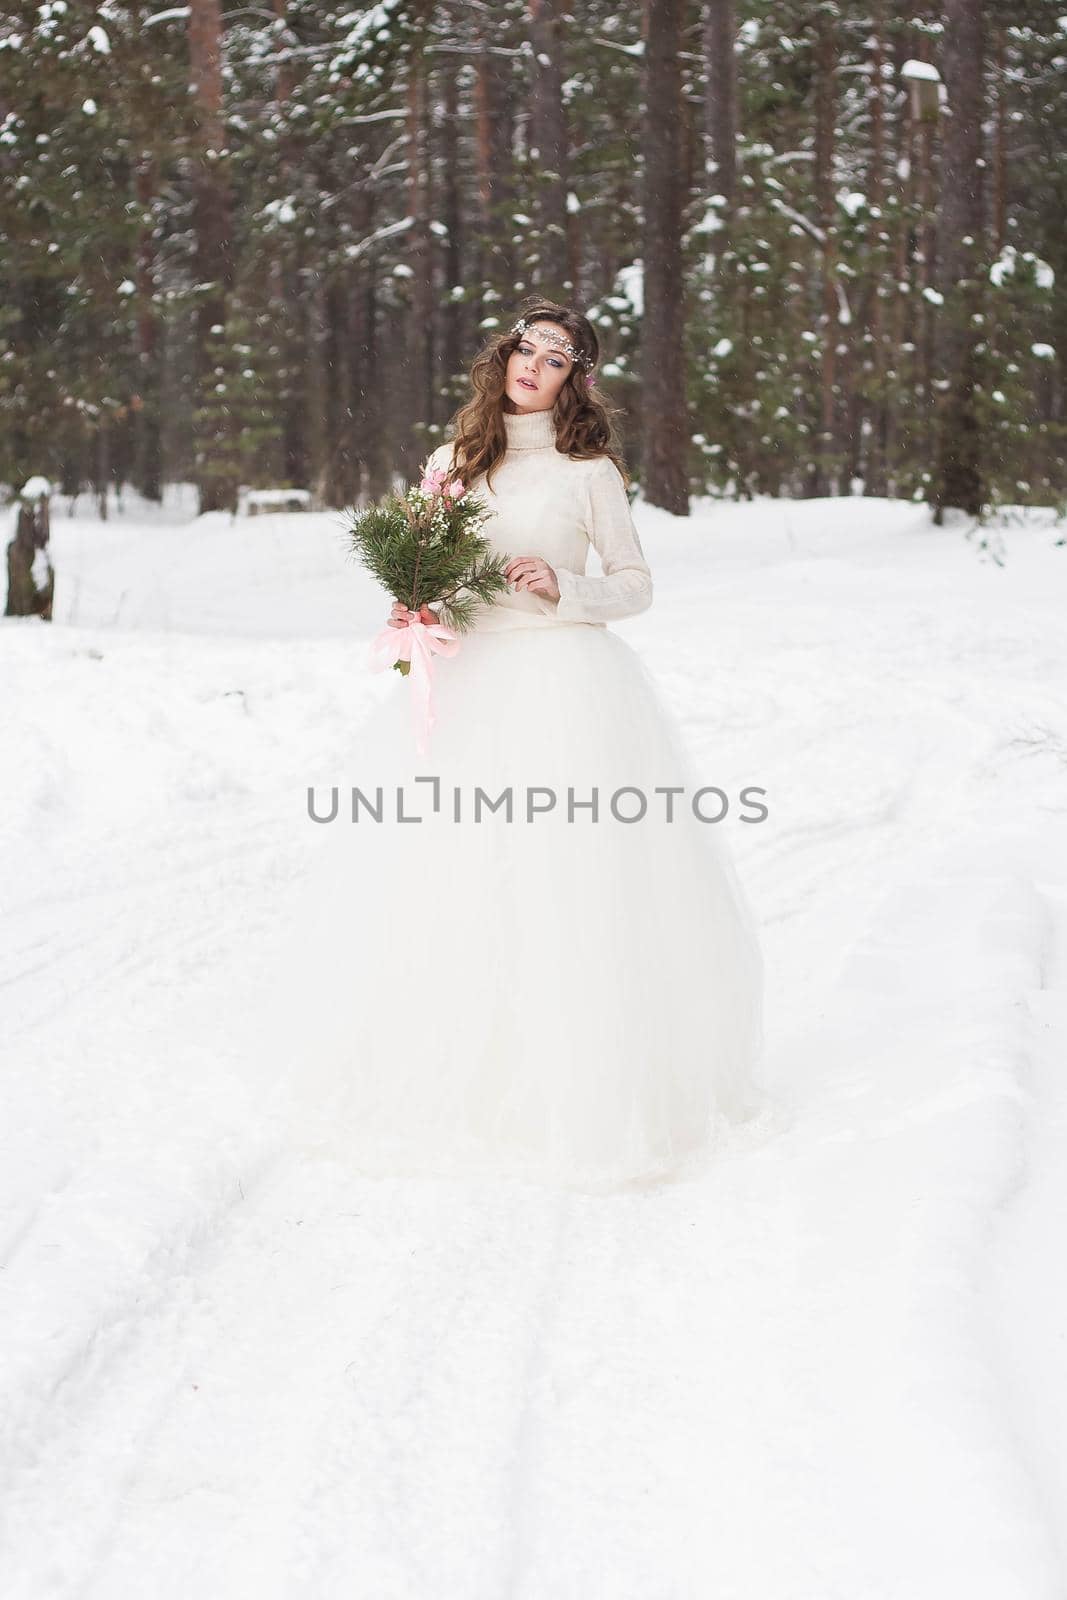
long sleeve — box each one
[421,443,454,478]
[551,455,654,625]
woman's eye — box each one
[521,346,561,367]
[518,343,562,368]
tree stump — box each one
[6,478,54,621]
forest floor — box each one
[1,485,1064,1598]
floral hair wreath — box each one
[509,317,597,386]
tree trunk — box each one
[864,1,888,497]
[406,25,436,479]
[702,0,736,213]
[528,0,570,296]
[322,266,350,508]
[992,25,1007,254]
[188,0,236,512]
[474,24,517,296]
[810,10,838,498]
[350,233,388,502]
[439,60,466,428]
[641,0,689,514]
[95,410,111,521]
[132,152,163,502]
[886,1,919,492]
[6,494,54,620]
[269,0,306,496]
[934,0,986,520]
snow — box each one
[901,58,941,82]
[142,7,191,26]
[616,259,644,317]
[30,545,52,587]
[241,487,312,513]
[991,246,1056,291]
[262,197,297,225]
[20,473,52,499]
[1,483,1065,1597]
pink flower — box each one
[419,468,466,502]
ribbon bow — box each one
[367,610,461,756]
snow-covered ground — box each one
[1,482,1065,1598]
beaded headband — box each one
[509,317,595,376]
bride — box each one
[259,298,768,1194]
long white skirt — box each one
[255,621,768,1194]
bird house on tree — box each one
[901,58,943,123]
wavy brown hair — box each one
[434,296,631,494]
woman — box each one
[264,298,768,1195]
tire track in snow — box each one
[7,1160,573,1600]
[0,1132,289,1550]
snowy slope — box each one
[0,485,1064,1598]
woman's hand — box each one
[387,601,438,629]
[505,557,560,603]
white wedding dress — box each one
[254,413,767,1194]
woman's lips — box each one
[518,378,538,391]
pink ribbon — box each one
[367,610,462,756]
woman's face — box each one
[504,321,576,412]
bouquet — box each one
[342,461,512,754]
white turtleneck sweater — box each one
[421,406,653,634]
